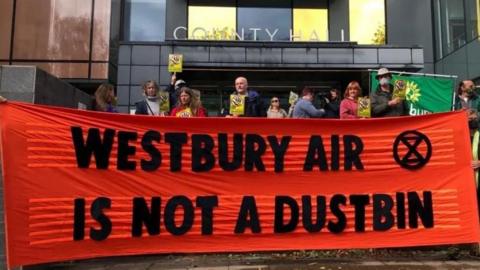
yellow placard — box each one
[357,97,371,118]
[289,91,299,105]
[229,94,245,116]
[393,80,406,100]
[168,54,183,73]
[159,91,170,113]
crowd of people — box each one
[90,67,414,120]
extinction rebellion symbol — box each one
[393,130,432,170]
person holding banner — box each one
[94,83,117,113]
[340,81,361,119]
[170,87,207,117]
[0,96,6,103]
[454,80,480,137]
[371,68,407,117]
[224,77,265,117]
[135,80,169,116]
[292,87,325,118]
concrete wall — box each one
[0,65,93,109]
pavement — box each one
[23,249,480,270]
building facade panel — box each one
[131,45,160,65]
[318,48,353,64]
[173,46,209,62]
[209,47,246,63]
[118,45,132,65]
[246,48,282,64]
[282,48,317,64]
[0,0,13,60]
[130,65,159,85]
[378,48,412,64]
[117,65,131,85]
[353,48,378,64]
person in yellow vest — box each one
[471,129,480,216]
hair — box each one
[94,83,115,111]
[330,88,340,99]
[142,80,159,95]
[457,80,476,95]
[268,96,280,111]
[344,81,361,99]
[301,87,314,97]
[176,87,200,114]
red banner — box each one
[0,102,479,268]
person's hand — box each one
[388,97,401,106]
[324,97,330,104]
[226,115,238,118]
[170,72,176,85]
[472,160,480,170]
[0,96,6,103]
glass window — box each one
[433,0,443,60]
[465,0,480,41]
[237,0,291,41]
[0,0,13,59]
[439,0,466,55]
[124,0,166,42]
[14,0,92,60]
[93,0,111,61]
[188,6,236,40]
[349,0,385,45]
[293,9,328,41]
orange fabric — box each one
[0,102,479,268]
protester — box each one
[166,72,187,106]
[0,96,6,103]
[135,80,169,116]
[454,80,480,137]
[324,88,340,118]
[471,129,480,217]
[371,68,407,117]
[94,83,117,113]
[267,97,288,118]
[224,77,265,117]
[340,81,361,119]
[292,87,325,118]
[170,87,207,117]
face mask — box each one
[380,78,390,86]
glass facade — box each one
[466,0,480,42]
[0,0,13,60]
[188,6,236,40]
[238,0,291,41]
[349,0,385,45]
[123,0,166,42]
[184,0,332,42]
[1,0,111,80]
[434,0,480,59]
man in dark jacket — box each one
[224,77,265,117]
[371,68,407,117]
[454,80,480,137]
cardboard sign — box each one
[229,94,245,116]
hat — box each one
[376,68,392,78]
[175,79,186,89]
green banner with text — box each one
[370,72,455,116]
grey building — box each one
[114,0,479,115]
[0,1,478,114]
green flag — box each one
[370,72,455,116]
